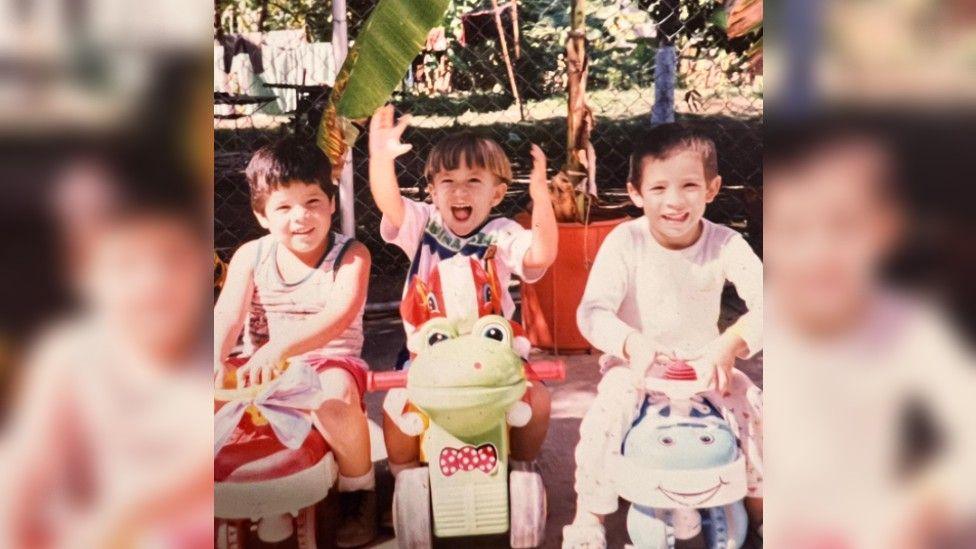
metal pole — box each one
[651,0,678,125]
[332,0,356,237]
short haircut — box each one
[765,117,892,178]
[245,135,335,213]
[425,132,513,186]
[629,123,718,184]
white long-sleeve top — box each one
[577,218,763,359]
[764,291,976,548]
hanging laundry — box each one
[217,32,264,74]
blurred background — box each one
[1,0,975,547]
[764,1,976,548]
[0,0,212,547]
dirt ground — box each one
[356,306,763,549]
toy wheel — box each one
[509,463,547,548]
[295,506,317,549]
[626,506,672,549]
[392,466,432,549]
[215,519,247,549]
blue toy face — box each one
[623,421,737,470]
[616,397,749,511]
[622,398,739,470]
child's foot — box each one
[336,490,378,548]
[561,522,606,549]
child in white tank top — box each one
[214,137,377,547]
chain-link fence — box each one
[214,0,762,304]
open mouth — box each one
[661,212,690,224]
[292,227,314,236]
[657,478,728,506]
[451,205,473,222]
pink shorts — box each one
[300,354,370,408]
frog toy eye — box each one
[427,331,451,346]
[472,315,512,346]
[483,325,506,341]
[409,317,458,354]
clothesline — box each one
[214,32,336,115]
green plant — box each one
[316,0,452,172]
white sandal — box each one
[561,522,607,549]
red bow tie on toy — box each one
[439,444,498,476]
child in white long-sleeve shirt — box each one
[563,124,764,548]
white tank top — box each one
[244,233,364,358]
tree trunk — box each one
[257,0,269,32]
[562,0,595,222]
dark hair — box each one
[629,123,718,185]
[102,149,209,237]
[245,135,335,212]
[425,132,512,186]
[765,117,894,177]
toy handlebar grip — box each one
[367,371,407,392]
[526,360,566,382]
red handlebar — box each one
[366,360,567,392]
[524,360,567,382]
[367,371,407,391]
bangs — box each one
[425,133,512,185]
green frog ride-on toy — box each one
[369,314,565,548]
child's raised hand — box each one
[528,144,550,201]
[368,104,413,160]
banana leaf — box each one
[317,0,451,175]
[726,0,762,39]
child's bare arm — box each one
[368,105,413,229]
[522,145,558,277]
[213,241,258,384]
[238,243,371,387]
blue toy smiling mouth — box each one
[656,478,729,506]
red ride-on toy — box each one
[214,359,336,548]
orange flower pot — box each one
[518,216,629,353]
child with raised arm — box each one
[367,104,558,473]
[213,136,377,547]
[563,124,764,548]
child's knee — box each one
[382,411,409,436]
[526,383,551,416]
[315,397,363,430]
[314,371,365,435]
[317,368,362,407]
